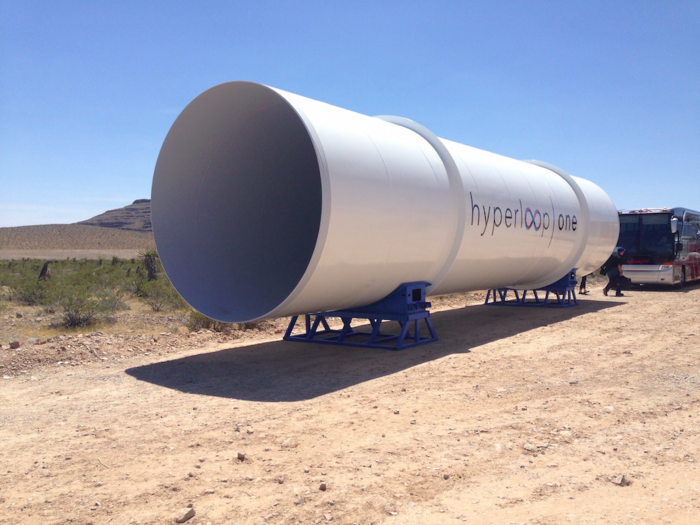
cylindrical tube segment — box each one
[152,81,618,322]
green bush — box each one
[8,273,54,305]
[130,273,150,297]
[53,283,105,327]
[0,255,188,324]
[140,278,184,312]
[97,286,129,312]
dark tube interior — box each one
[151,82,322,322]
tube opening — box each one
[152,82,322,322]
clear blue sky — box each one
[1,0,698,227]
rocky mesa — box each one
[78,198,152,233]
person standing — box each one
[603,247,626,297]
[579,274,588,295]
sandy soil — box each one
[1,284,698,525]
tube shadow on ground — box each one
[126,300,620,402]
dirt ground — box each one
[1,283,698,525]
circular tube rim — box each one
[151,81,327,322]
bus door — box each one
[681,211,700,281]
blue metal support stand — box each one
[485,270,579,307]
[284,282,438,350]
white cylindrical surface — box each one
[152,81,619,322]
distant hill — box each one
[78,199,152,233]
[0,200,155,259]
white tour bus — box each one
[617,207,700,287]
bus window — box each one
[684,213,700,240]
[639,214,673,255]
[618,215,639,255]
[682,223,696,239]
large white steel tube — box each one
[152,81,619,322]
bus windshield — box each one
[618,215,639,256]
[639,214,673,255]
[618,213,674,260]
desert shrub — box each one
[45,261,119,326]
[97,287,129,312]
[184,312,273,333]
[8,273,54,305]
[140,280,168,311]
[186,310,230,332]
[233,320,265,330]
[86,265,130,312]
[170,293,187,310]
[0,257,187,323]
[53,283,105,327]
[140,278,184,312]
[130,273,148,297]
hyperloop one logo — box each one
[524,207,542,231]
[469,192,577,248]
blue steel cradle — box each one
[284,282,437,350]
[484,270,579,307]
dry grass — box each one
[0,298,187,342]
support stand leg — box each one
[283,282,438,350]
